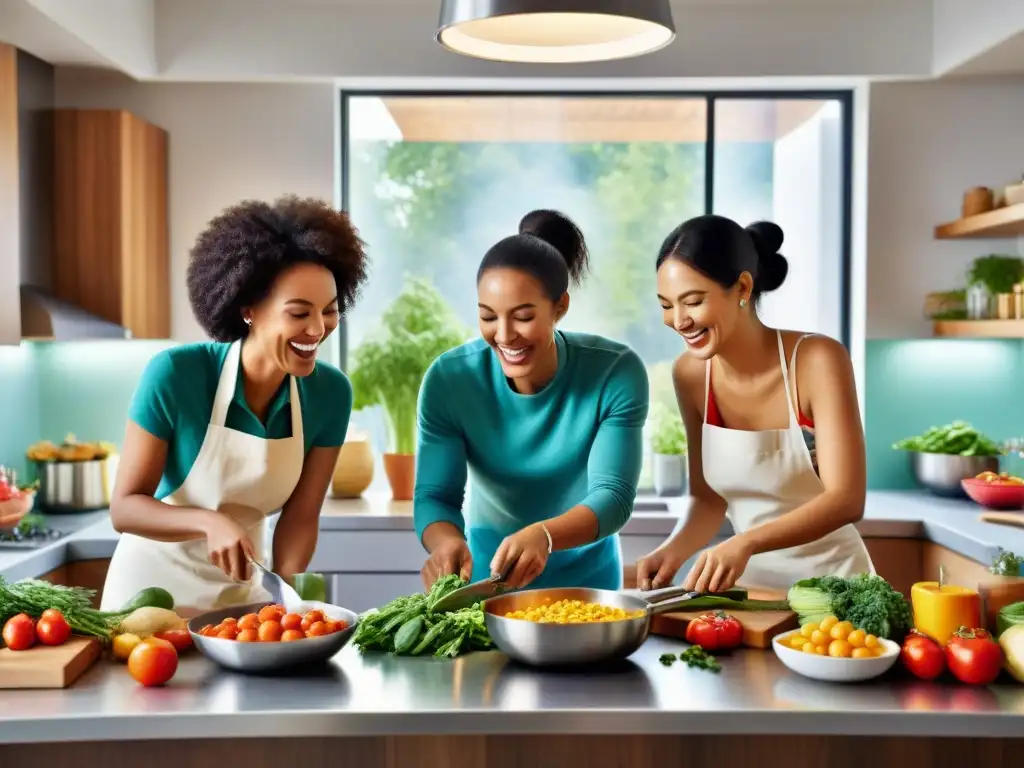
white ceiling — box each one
[0,0,1023,83]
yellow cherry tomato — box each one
[802,641,816,654]
[829,621,854,641]
[828,639,853,658]
[800,622,819,638]
[864,634,879,649]
[847,629,866,648]
[814,645,827,655]
[819,616,838,632]
[851,647,873,659]
[810,630,828,646]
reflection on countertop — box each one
[1,491,1022,581]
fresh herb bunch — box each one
[0,576,129,639]
[658,646,722,673]
[649,402,687,456]
[967,254,1024,296]
[787,573,913,641]
[991,550,1024,577]
[353,574,494,659]
[892,421,1003,457]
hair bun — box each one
[745,221,788,293]
[519,209,590,285]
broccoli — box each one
[787,573,913,641]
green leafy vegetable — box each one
[353,575,494,659]
[659,652,677,666]
[990,550,1024,577]
[0,576,131,640]
[649,402,687,456]
[671,595,790,613]
[997,601,1024,637]
[678,645,721,673]
[892,421,1003,457]
[967,254,1024,296]
[348,277,469,454]
[787,573,913,641]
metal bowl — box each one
[909,452,1000,497]
[483,586,696,668]
[187,601,359,673]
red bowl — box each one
[961,478,1024,510]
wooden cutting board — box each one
[649,589,798,649]
[0,635,101,688]
[981,512,1024,528]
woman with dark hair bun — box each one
[101,196,368,616]
[636,214,872,595]
[414,209,649,591]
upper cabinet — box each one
[0,46,21,345]
[54,109,171,339]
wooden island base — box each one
[3,735,1021,767]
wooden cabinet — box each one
[54,109,170,339]
[0,45,20,345]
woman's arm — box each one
[636,354,728,590]
[539,349,650,551]
[737,335,865,555]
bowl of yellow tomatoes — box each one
[772,615,900,682]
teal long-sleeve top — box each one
[413,331,650,590]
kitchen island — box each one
[0,634,1021,766]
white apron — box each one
[701,331,873,593]
[100,340,305,616]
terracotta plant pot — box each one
[331,438,375,498]
[383,453,416,501]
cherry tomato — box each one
[257,620,283,642]
[281,629,305,642]
[154,629,193,653]
[216,627,238,640]
[300,618,312,632]
[901,631,946,680]
[220,616,238,626]
[303,609,325,625]
[2,613,36,651]
[199,624,217,637]
[945,627,1003,685]
[684,612,743,651]
[39,609,65,624]
[306,621,329,638]
[280,613,303,631]
[237,613,261,631]
[258,605,285,623]
[127,638,178,687]
[36,614,71,646]
[236,629,260,643]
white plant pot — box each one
[653,453,686,497]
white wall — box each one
[865,78,1024,339]
[55,69,339,345]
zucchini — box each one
[394,616,424,654]
[119,587,175,612]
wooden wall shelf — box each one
[935,203,1024,239]
[933,319,1024,338]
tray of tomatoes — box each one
[187,600,359,673]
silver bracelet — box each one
[540,523,553,554]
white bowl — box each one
[772,629,901,683]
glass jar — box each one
[967,283,991,319]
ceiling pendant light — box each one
[435,1,676,64]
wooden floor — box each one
[3,735,1022,767]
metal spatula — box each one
[431,573,509,613]
[248,556,303,612]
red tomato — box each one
[36,613,71,646]
[901,631,946,680]
[127,638,178,687]
[945,627,1003,685]
[684,611,743,651]
[154,629,193,653]
[39,609,65,623]
[2,613,36,651]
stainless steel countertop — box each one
[0,636,1022,744]
[2,491,1020,582]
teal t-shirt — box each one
[413,331,649,590]
[128,342,352,499]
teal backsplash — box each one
[2,337,1021,491]
[864,339,1024,489]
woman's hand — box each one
[421,538,473,590]
[635,546,687,592]
[682,536,755,594]
[203,514,256,582]
[491,524,550,589]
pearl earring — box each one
[739,298,747,308]
[244,317,252,326]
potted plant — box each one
[348,276,469,500]
[649,402,688,497]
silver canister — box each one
[910,452,1000,497]
[37,457,117,512]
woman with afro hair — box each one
[101,195,368,616]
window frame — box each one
[335,90,855,492]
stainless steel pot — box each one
[483,586,701,667]
[910,451,1000,498]
[36,457,116,512]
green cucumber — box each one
[119,587,175,612]
[394,616,425,654]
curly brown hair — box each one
[186,195,368,341]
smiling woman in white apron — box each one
[100,196,368,617]
[635,214,872,595]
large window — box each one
[342,93,851,490]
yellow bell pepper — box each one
[911,581,982,645]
